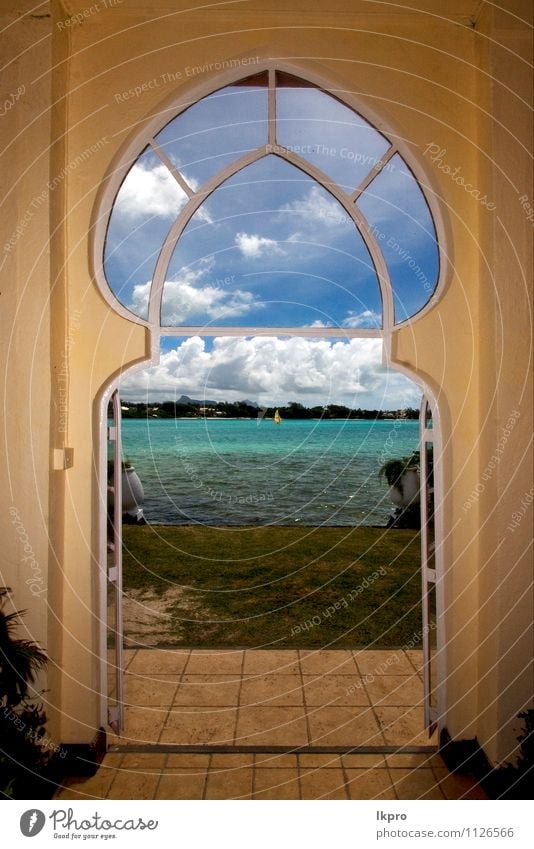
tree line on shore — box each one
[120,400,420,420]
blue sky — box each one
[106,77,437,407]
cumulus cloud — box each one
[342,309,382,329]
[129,265,258,324]
[115,159,189,220]
[120,335,421,409]
[235,232,284,258]
[280,185,352,230]
[357,156,435,239]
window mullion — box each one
[268,68,277,145]
[149,139,194,198]
[155,326,382,339]
[351,145,398,203]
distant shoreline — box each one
[123,415,418,421]
[120,400,420,421]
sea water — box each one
[121,417,419,527]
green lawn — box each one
[122,525,422,649]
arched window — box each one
[100,70,440,334]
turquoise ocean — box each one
[121,418,419,527]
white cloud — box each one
[342,309,382,329]
[235,232,284,258]
[115,159,189,220]
[129,266,258,324]
[120,335,421,409]
[357,159,434,240]
[280,185,352,230]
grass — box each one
[122,524,422,649]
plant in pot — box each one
[0,596,53,799]
[107,457,145,524]
[379,451,421,528]
[485,710,534,799]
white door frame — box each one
[96,338,448,740]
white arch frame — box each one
[93,59,450,737]
[91,60,450,338]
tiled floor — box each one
[106,648,434,747]
[54,649,488,800]
[54,752,488,800]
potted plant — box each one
[483,710,534,799]
[379,451,421,528]
[107,458,145,522]
[0,596,53,799]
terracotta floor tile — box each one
[375,706,433,746]
[427,753,447,769]
[302,674,369,706]
[156,770,207,799]
[299,767,348,799]
[55,769,116,800]
[114,706,168,744]
[173,674,241,707]
[254,753,299,769]
[100,753,124,768]
[55,786,107,801]
[240,674,304,706]
[160,706,237,745]
[405,650,424,673]
[108,770,160,800]
[298,754,344,769]
[389,767,445,800]
[307,705,384,747]
[123,649,137,668]
[119,753,166,772]
[386,753,435,768]
[299,650,358,675]
[254,768,301,799]
[363,674,424,707]
[342,754,387,769]
[210,753,255,769]
[184,650,244,675]
[345,769,396,800]
[432,767,488,800]
[205,768,254,799]
[127,649,190,675]
[166,753,210,769]
[123,674,181,706]
[243,650,300,675]
[235,706,309,746]
[107,648,137,672]
[354,650,415,676]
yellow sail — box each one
[273,408,282,424]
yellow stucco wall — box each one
[1,0,531,764]
[0,5,52,720]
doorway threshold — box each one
[108,744,437,755]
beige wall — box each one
[0,3,52,722]
[472,1,533,763]
[1,0,531,763]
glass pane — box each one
[276,72,390,191]
[426,579,437,714]
[424,438,435,526]
[161,156,383,329]
[106,400,120,725]
[153,74,268,189]
[104,147,188,317]
[357,153,439,323]
[107,579,118,685]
